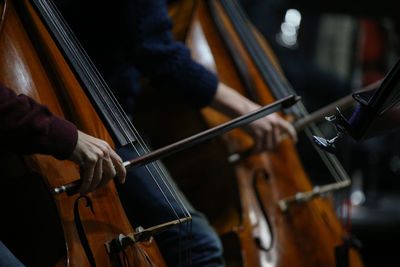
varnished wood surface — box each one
[185,1,364,266]
[0,0,166,266]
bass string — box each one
[38,0,191,229]
[43,0,194,263]
[219,0,348,184]
[83,13,194,265]
[0,0,7,36]
[45,0,193,263]
[216,0,354,238]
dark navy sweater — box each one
[55,0,218,113]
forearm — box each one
[209,82,261,118]
[209,82,297,152]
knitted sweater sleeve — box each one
[123,0,218,108]
[0,82,78,160]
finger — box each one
[257,131,266,152]
[273,122,280,148]
[78,157,96,195]
[94,140,111,154]
[88,156,103,193]
[98,154,116,188]
[249,126,262,153]
[110,149,126,184]
[279,119,297,143]
[81,146,104,194]
[266,124,275,150]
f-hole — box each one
[252,168,274,251]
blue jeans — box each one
[0,241,25,267]
[116,146,225,267]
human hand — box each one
[69,130,126,194]
[244,112,297,152]
[211,82,297,152]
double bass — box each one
[137,0,365,266]
[1,1,295,265]
[0,0,190,265]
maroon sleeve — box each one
[0,82,78,160]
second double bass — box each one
[146,0,365,266]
